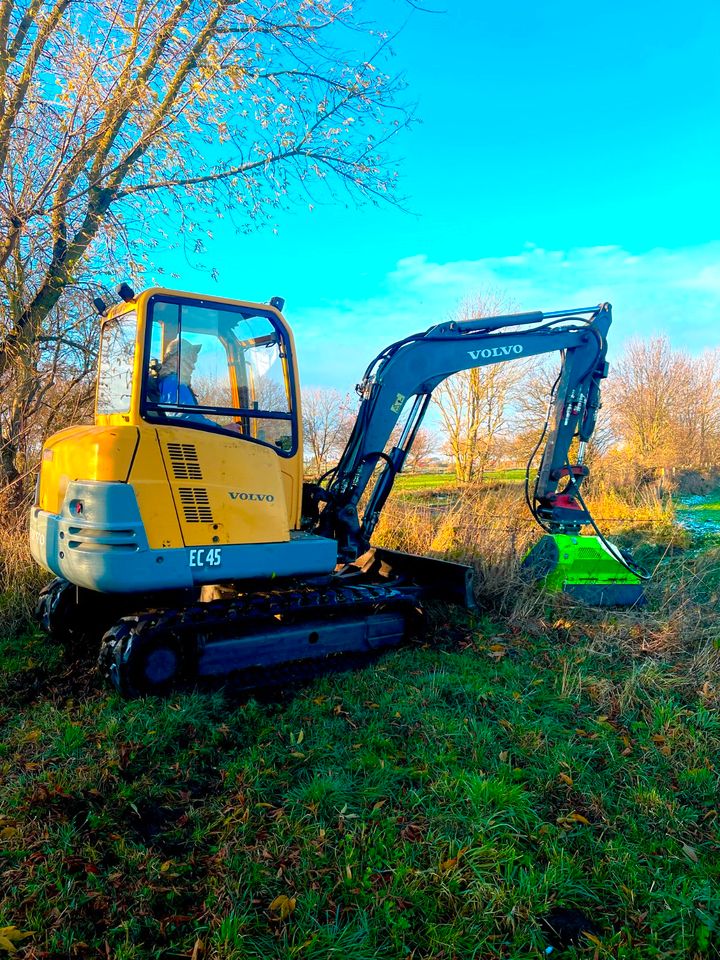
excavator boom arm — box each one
[315,304,611,560]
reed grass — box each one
[375,480,719,700]
[0,515,50,639]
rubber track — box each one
[99,580,423,695]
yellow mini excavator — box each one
[30,285,646,695]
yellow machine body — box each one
[30,288,338,592]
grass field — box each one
[1,490,719,958]
[393,470,527,492]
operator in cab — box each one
[158,337,201,405]
[155,337,215,426]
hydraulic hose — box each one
[571,480,653,582]
[524,369,562,534]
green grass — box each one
[482,468,527,482]
[393,469,526,492]
[1,572,719,958]
[393,472,458,491]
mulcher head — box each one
[523,533,645,607]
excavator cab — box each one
[97,290,296,450]
[30,288,338,597]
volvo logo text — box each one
[229,492,275,502]
[468,344,524,360]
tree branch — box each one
[0,0,70,177]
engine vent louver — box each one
[178,487,213,524]
[167,443,202,480]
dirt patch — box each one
[1,655,101,708]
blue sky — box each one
[152,0,720,390]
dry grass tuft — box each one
[375,480,676,612]
[376,479,719,695]
[0,516,49,638]
[583,483,675,526]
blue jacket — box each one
[158,374,197,407]
[158,375,213,425]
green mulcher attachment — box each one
[523,533,645,607]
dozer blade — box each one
[347,546,477,610]
[522,533,645,607]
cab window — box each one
[97,311,138,415]
[143,297,295,454]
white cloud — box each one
[294,241,720,391]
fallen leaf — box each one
[557,812,591,827]
[0,927,33,954]
[269,895,296,920]
[190,938,205,960]
[559,773,574,787]
[440,846,468,872]
[681,842,699,863]
[566,812,590,825]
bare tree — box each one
[402,427,436,473]
[501,358,557,465]
[0,288,98,500]
[506,338,720,491]
[302,386,353,476]
[608,336,691,477]
[681,348,720,468]
[433,292,527,482]
[0,0,411,499]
